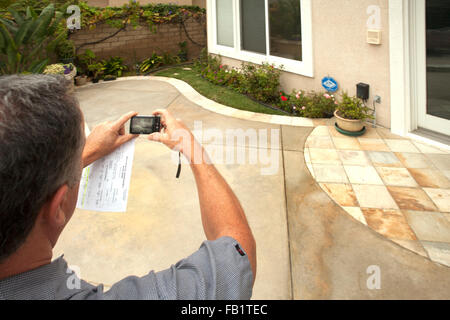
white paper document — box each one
[76,140,136,212]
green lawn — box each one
[153,66,286,116]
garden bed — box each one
[153,66,287,116]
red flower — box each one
[281,96,288,102]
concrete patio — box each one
[53,77,450,299]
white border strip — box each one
[77,76,314,127]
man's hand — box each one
[148,109,205,164]
[82,111,139,167]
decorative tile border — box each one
[305,125,450,267]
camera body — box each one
[129,115,161,135]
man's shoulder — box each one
[0,256,99,300]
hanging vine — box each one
[73,1,206,53]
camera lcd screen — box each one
[130,116,159,135]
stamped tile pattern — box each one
[305,125,450,267]
[361,209,417,240]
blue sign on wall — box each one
[322,77,338,93]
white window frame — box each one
[207,0,314,77]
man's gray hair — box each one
[0,75,84,263]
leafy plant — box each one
[56,37,75,62]
[177,40,188,62]
[162,51,180,65]
[277,90,308,115]
[240,62,282,103]
[305,92,338,118]
[87,61,105,79]
[1,0,78,11]
[276,90,338,118]
[76,48,96,76]
[139,53,163,73]
[43,62,73,75]
[103,56,127,77]
[103,74,116,81]
[336,92,374,120]
[0,3,68,74]
[102,56,127,77]
[76,1,205,31]
[43,63,64,75]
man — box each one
[0,75,256,300]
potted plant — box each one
[88,62,105,83]
[75,75,88,86]
[43,63,77,89]
[334,92,374,136]
[75,67,88,86]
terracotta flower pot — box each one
[334,110,364,132]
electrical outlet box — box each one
[357,83,370,101]
[367,29,382,45]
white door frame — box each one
[390,0,450,139]
[413,0,450,135]
[389,0,412,137]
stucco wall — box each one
[218,0,391,128]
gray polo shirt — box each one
[0,236,253,300]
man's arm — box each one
[82,111,139,167]
[148,109,257,285]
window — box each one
[241,0,267,54]
[208,0,313,77]
[216,0,234,47]
[269,0,302,61]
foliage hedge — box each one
[0,1,205,75]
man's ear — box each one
[42,184,70,228]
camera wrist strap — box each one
[176,152,181,179]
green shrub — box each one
[87,61,105,79]
[139,53,163,73]
[56,37,75,62]
[337,92,374,120]
[304,92,337,118]
[177,41,188,62]
[195,55,340,119]
[240,62,282,103]
[76,49,96,76]
[162,52,180,66]
[277,90,309,116]
[103,56,127,77]
[276,90,338,118]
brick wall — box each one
[70,18,206,67]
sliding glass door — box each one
[415,0,450,136]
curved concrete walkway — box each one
[54,77,450,299]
